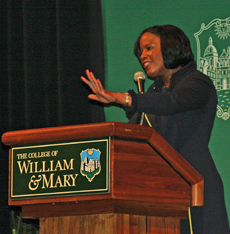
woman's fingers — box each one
[82,70,102,93]
[81,75,94,89]
[81,69,116,104]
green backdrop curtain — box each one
[0,0,105,232]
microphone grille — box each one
[134,71,145,81]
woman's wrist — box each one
[123,92,131,107]
[124,93,130,107]
[113,92,132,107]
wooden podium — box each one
[2,122,203,234]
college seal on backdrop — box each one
[194,17,230,120]
[80,148,101,182]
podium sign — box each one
[10,137,110,200]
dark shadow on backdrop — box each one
[0,0,105,233]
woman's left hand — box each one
[81,69,117,104]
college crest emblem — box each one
[80,148,101,182]
[194,17,230,121]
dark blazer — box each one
[126,61,230,233]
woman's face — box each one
[139,32,169,79]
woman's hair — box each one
[134,25,194,69]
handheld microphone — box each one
[134,71,145,93]
[134,71,145,125]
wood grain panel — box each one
[148,216,180,234]
[113,139,191,206]
[39,214,180,234]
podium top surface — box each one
[2,122,153,146]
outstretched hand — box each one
[81,70,116,104]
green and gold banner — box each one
[10,138,110,199]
